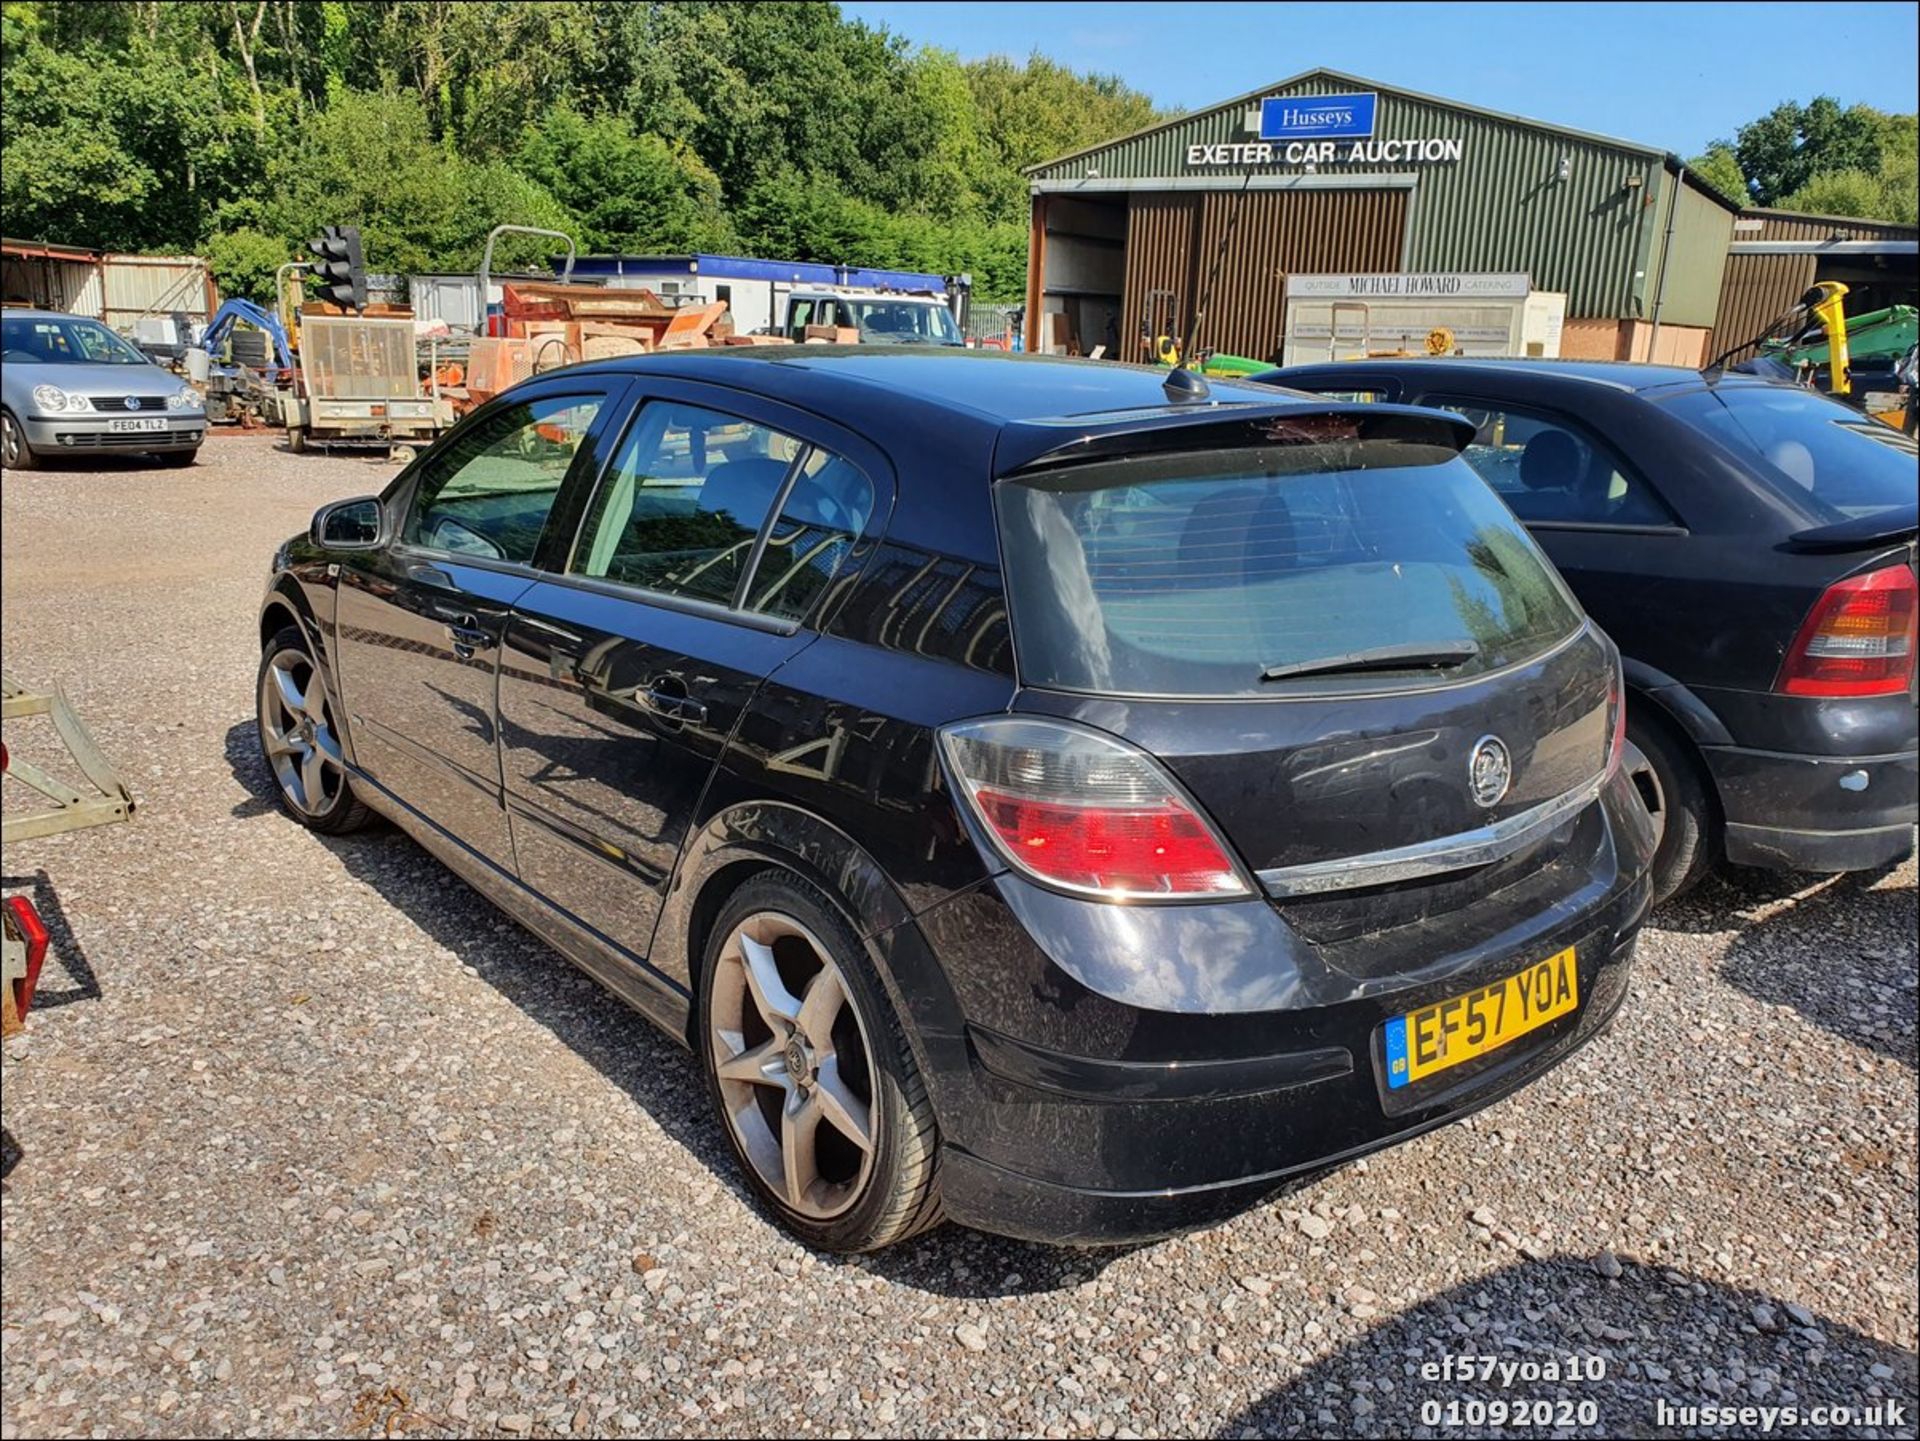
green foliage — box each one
[244,88,573,275]
[206,227,290,303]
[1687,143,1749,208]
[1,37,255,251]
[516,107,735,253]
[1,1,1165,301]
[1782,164,1917,227]
[1703,98,1917,221]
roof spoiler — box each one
[1782,502,1919,554]
[994,402,1475,477]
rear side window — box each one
[997,440,1583,697]
[746,449,875,623]
[571,400,873,620]
[1434,401,1675,527]
[1662,384,1920,521]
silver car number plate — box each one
[108,417,168,433]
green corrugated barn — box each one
[1022,68,1742,367]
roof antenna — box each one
[1165,165,1255,404]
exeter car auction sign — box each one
[1187,91,1466,168]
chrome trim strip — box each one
[1257,766,1612,898]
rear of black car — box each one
[1656,384,1918,873]
[920,406,1656,1242]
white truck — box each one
[774,286,967,346]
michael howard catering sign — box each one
[1260,93,1378,140]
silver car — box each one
[2,308,206,469]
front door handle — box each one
[444,614,489,658]
[639,684,707,726]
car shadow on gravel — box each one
[220,720,1149,1296]
[1218,1255,1918,1438]
[1655,863,1917,1067]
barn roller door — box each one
[1122,188,1408,365]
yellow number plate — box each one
[1383,946,1578,1090]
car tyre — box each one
[1626,707,1714,905]
[256,625,373,834]
[698,872,943,1252]
[1,409,39,470]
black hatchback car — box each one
[1264,360,1919,903]
[257,350,1653,1250]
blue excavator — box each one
[197,297,296,424]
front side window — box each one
[1433,401,1674,527]
[998,438,1583,697]
[403,394,603,564]
[1,315,148,366]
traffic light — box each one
[306,225,366,311]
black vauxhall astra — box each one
[256,349,1655,1251]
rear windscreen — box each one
[997,440,1583,697]
[1663,384,1920,521]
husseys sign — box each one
[1186,91,1465,168]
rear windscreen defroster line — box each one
[997,437,1584,698]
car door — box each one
[497,383,884,968]
[1409,390,1687,659]
[332,380,628,869]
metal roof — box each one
[1,237,103,261]
[1026,68,1739,213]
[564,252,948,292]
[1029,68,1681,173]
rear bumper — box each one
[905,772,1655,1244]
[1705,743,1918,872]
[939,944,1635,1244]
[20,414,204,452]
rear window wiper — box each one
[1260,640,1481,683]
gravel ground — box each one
[3,435,1916,1440]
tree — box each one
[1687,143,1749,208]
[0,0,1170,298]
[515,107,735,254]
[206,226,291,302]
[0,38,256,251]
[1731,97,1902,206]
[1693,98,1916,222]
[252,88,572,275]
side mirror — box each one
[311,496,383,549]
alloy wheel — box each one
[1621,739,1668,851]
[2,414,20,468]
[259,646,347,816]
[709,911,879,1220]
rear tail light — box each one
[1775,564,1917,697]
[938,717,1249,900]
[1605,656,1627,777]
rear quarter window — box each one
[1663,384,1919,521]
[997,438,1584,697]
